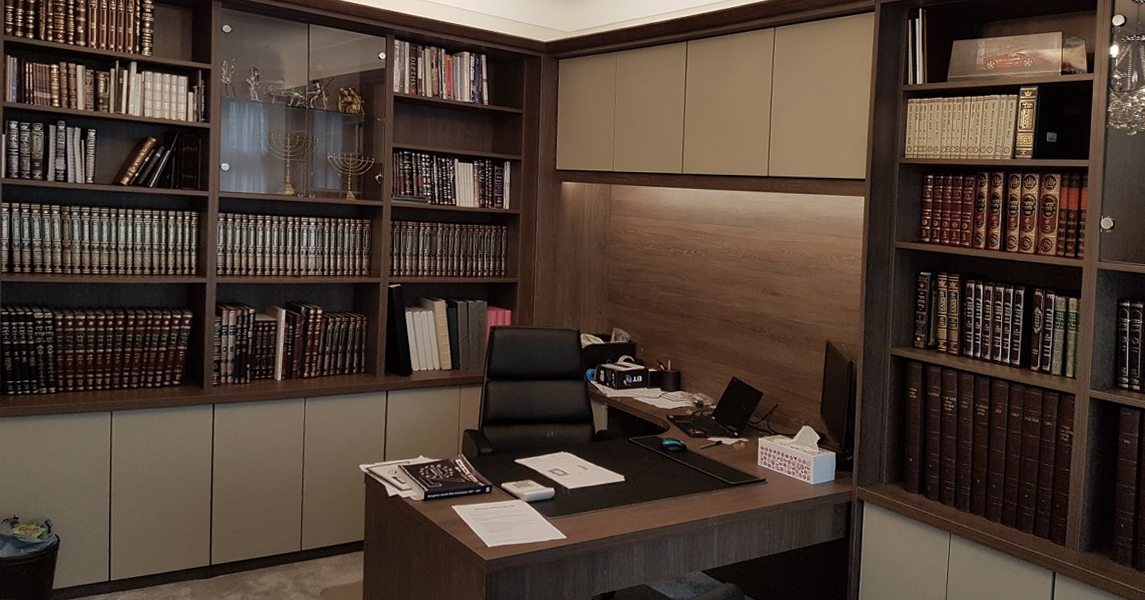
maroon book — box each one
[924,364,943,501]
[1050,394,1074,545]
[940,368,959,506]
[955,371,975,511]
[1114,406,1141,566]
[904,362,925,495]
[973,172,989,249]
[986,379,1010,523]
[1016,386,1043,534]
[1002,383,1025,528]
[970,375,992,516]
[961,174,975,247]
[1034,391,1059,539]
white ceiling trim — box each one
[346,0,773,42]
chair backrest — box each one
[479,326,594,454]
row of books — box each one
[919,172,1087,258]
[4,120,95,183]
[384,285,509,375]
[5,57,206,123]
[391,221,508,278]
[4,0,156,56]
[1113,405,1145,570]
[1,306,191,395]
[1,202,198,275]
[392,40,490,105]
[216,213,371,278]
[903,362,1074,545]
[1116,301,1145,392]
[213,303,367,385]
[392,151,511,209]
[113,133,202,189]
[905,93,1027,159]
[914,272,1080,378]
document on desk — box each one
[515,452,626,489]
[360,456,436,498]
[454,500,566,547]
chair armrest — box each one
[462,429,494,457]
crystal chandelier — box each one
[1110,0,1145,134]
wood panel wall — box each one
[534,183,863,433]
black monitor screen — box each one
[820,341,856,450]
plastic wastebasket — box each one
[0,537,59,600]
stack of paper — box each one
[453,500,565,547]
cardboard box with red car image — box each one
[948,32,1087,80]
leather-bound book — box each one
[1034,391,1059,539]
[992,284,1005,363]
[1016,386,1043,534]
[960,174,974,247]
[924,364,943,501]
[955,371,975,511]
[1041,291,1057,374]
[947,274,962,356]
[114,136,156,185]
[1019,173,1040,254]
[1000,285,1014,365]
[971,374,992,516]
[986,171,1005,251]
[1131,301,1143,392]
[1077,175,1088,258]
[940,368,959,506]
[983,284,995,362]
[1134,408,1145,570]
[974,281,985,358]
[1030,289,1045,372]
[920,174,935,243]
[904,361,925,494]
[936,273,949,353]
[1010,287,1026,368]
[962,279,976,357]
[1050,394,1074,545]
[1004,173,1022,252]
[1062,174,1079,258]
[973,171,988,249]
[1113,406,1141,566]
[1036,173,1061,256]
[1002,383,1025,527]
[936,175,951,245]
[1119,300,1132,390]
[1050,294,1067,377]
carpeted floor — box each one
[77,552,751,600]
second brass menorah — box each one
[327,153,376,199]
[263,133,316,196]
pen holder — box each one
[658,370,681,392]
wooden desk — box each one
[363,394,852,600]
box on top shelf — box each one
[948,33,1088,80]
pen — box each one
[668,360,672,371]
[700,441,721,449]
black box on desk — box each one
[595,363,648,390]
[582,333,637,370]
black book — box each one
[384,284,413,376]
[398,455,492,500]
[131,144,164,186]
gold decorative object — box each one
[338,87,363,115]
[327,153,376,199]
[263,133,316,196]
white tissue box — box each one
[757,430,836,484]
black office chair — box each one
[462,326,596,457]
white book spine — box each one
[1002,95,1018,159]
[967,97,982,159]
[904,99,916,158]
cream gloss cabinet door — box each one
[0,413,111,587]
[613,42,688,174]
[556,53,617,171]
[386,386,461,460]
[858,503,950,600]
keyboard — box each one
[669,413,733,438]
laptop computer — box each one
[667,377,764,438]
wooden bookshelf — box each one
[857,0,1145,596]
[0,0,540,415]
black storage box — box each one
[581,333,637,370]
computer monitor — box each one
[820,340,856,471]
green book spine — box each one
[1065,297,1079,379]
[1050,295,1067,377]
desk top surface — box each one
[369,393,853,567]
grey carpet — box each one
[76,552,754,600]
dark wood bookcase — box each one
[0,0,540,418]
[859,0,1145,597]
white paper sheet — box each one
[514,452,626,489]
[359,456,435,498]
[453,500,566,547]
[589,382,701,409]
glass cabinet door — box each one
[218,10,385,200]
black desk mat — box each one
[468,438,762,518]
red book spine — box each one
[939,367,959,506]
[1036,173,1061,256]
[955,371,975,512]
[1002,383,1025,527]
[1077,176,1088,258]
[972,172,988,249]
[920,174,935,243]
[1114,406,1141,565]
[986,171,1005,251]
[960,175,975,248]
[1004,173,1022,253]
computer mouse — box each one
[659,437,688,452]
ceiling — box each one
[346,0,771,41]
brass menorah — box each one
[327,153,375,199]
[263,133,316,196]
